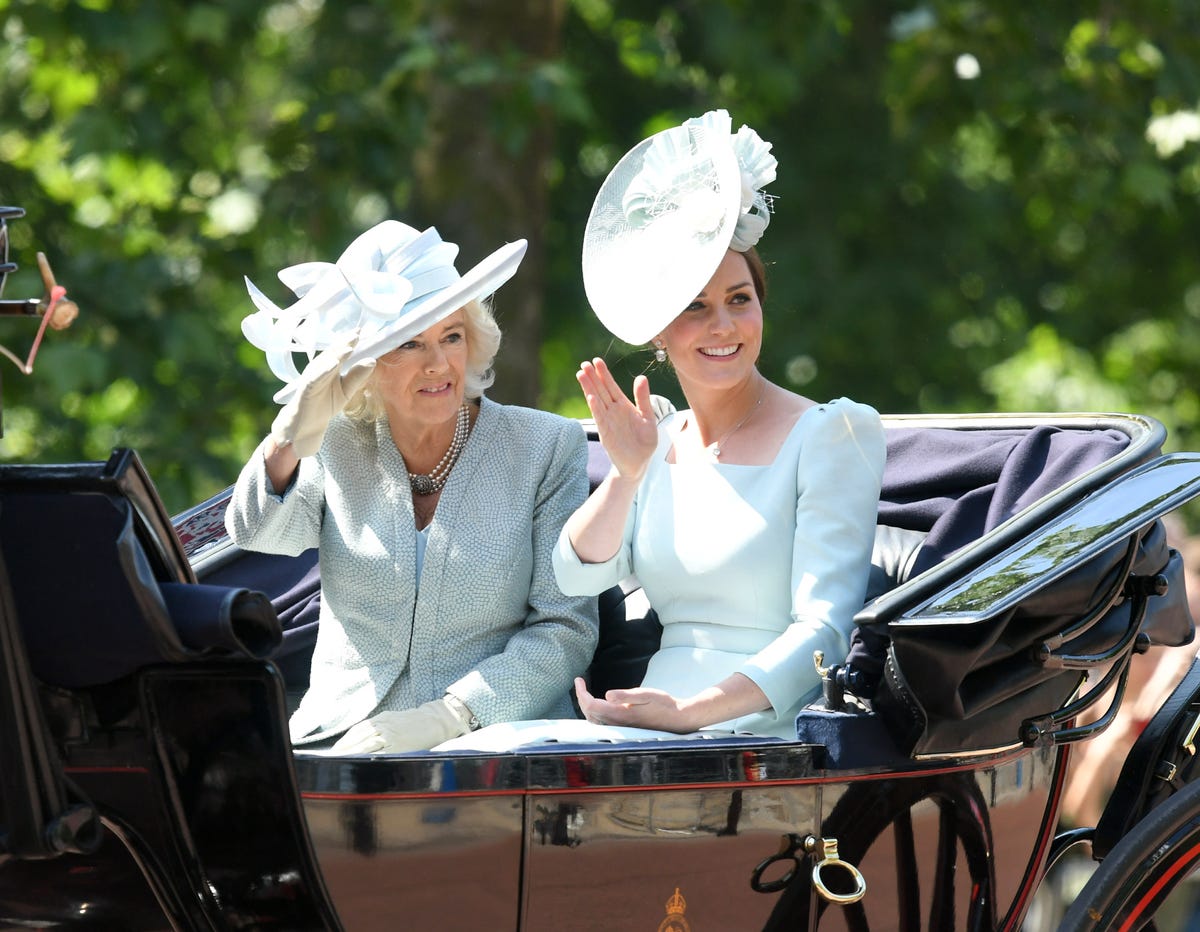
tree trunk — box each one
[411,0,565,408]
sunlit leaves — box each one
[1063,19,1164,84]
[982,324,1130,413]
[612,14,680,79]
[953,115,1013,188]
[570,0,613,31]
[29,61,99,117]
[105,155,177,211]
[204,189,261,237]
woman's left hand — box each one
[576,672,771,735]
[574,676,696,733]
[331,697,470,753]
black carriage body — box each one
[1,412,1196,931]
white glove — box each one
[271,342,376,458]
[330,697,474,754]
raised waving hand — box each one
[577,357,659,482]
[561,358,662,566]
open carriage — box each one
[4,208,1200,931]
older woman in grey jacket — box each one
[225,220,598,753]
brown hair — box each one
[740,246,769,304]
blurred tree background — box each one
[2,0,1199,516]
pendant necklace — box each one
[408,404,470,496]
[705,383,765,460]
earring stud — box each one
[653,340,667,363]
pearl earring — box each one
[653,340,667,363]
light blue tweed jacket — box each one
[225,397,599,744]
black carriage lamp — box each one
[0,205,79,436]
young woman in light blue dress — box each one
[552,110,887,740]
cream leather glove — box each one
[330,697,475,754]
[271,343,376,458]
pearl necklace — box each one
[409,404,470,496]
[704,383,765,460]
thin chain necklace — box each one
[409,404,470,496]
[703,382,765,460]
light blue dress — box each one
[552,398,886,739]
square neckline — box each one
[662,400,823,468]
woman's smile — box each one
[699,344,741,359]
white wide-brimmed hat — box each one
[241,220,527,403]
[581,109,777,346]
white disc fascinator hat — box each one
[581,109,778,346]
[240,220,527,403]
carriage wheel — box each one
[1059,775,1200,931]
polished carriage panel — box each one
[510,742,1059,931]
[522,783,819,931]
[517,741,821,930]
[4,663,342,931]
[858,451,1200,759]
[295,753,526,930]
[302,794,523,929]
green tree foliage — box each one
[2,0,1199,514]
[0,0,570,509]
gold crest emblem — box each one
[657,887,692,932]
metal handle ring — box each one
[750,833,802,893]
[811,838,867,905]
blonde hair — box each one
[344,298,502,421]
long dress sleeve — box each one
[551,495,637,595]
[224,438,326,557]
[739,400,886,725]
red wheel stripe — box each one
[1120,838,1200,932]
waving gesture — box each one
[560,357,662,566]
[271,339,376,459]
[577,357,659,482]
